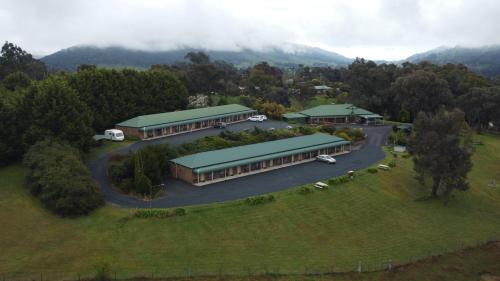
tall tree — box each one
[456,87,500,130]
[0,42,47,80]
[22,77,94,151]
[408,109,474,199]
[391,70,453,120]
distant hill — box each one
[41,45,353,71]
[405,46,500,77]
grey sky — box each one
[1,0,499,60]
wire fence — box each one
[2,237,499,281]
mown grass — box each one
[0,134,499,280]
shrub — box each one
[133,208,187,218]
[388,160,396,167]
[402,154,411,158]
[23,140,104,217]
[174,208,186,216]
[245,195,275,206]
[108,164,127,184]
[336,131,351,141]
[328,175,351,185]
[320,124,336,134]
[297,186,313,195]
[367,168,378,174]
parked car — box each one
[213,122,227,128]
[104,129,124,141]
[247,115,267,122]
[286,125,294,129]
[316,154,336,164]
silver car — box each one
[316,154,336,164]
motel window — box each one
[328,147,335,154]
[213,170,225,179]
[250,162,261,171]
[302,152,311,159]
[241,165,250,173]
[231,167,238,175]
[283,156,292,164]
[293,154,300,162]
[204,172,213,181]
[273,158,282,166]
[311,150,318,157]
[155,128,162,136]
[147,130,154,138]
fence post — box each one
[357,261,362,273]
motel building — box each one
[283,104,383,125]
[169,133,351,186]
[115,104,257,140]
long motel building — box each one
[169,133,351,186]
[115,104,257,140]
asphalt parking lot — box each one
[89,121,391,208]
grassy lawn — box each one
[0,134,499,280]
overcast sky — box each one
[1,0,499,60]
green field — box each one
[0,134,499,280]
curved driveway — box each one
[89,121,391,208]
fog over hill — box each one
[41,44,353,71]
[403,45,500,77]
[41,44,500,77]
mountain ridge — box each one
[41,44,353,71]
[41,44,500,77]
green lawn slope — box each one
[0,134,499,280]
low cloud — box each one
[1,0,499,60]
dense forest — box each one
[1,41,500,215]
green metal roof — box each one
[283,113,307,119]
[117,104,257,129]
[171,133,350,173]
[299,104,380,118]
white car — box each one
[316,154,336,164]
[255,115,267,121]
[248,115,265,122]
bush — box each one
[328,175,351,185]
[245,195,275,206]
[367,168,378,174]
[133,208,186,218]
[174,208,186,216]
[402,154,411,158]
[388,160,396,167]
[336,131,351,141]
[23,140,104,217]
[320,124,336,134]
[297,186,313,195]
